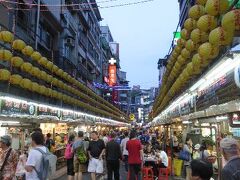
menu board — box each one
[0,99,35,116]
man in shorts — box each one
[72,131,85,180]
[88,131,105,180]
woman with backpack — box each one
[65,134,75,180]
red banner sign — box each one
[108,65,117,86]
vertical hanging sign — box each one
[108,58,117,87]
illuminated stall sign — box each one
[108,65,117,86]
[62,110,74,120]
[0,99,35,116]
[37,105,61,118]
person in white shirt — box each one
[155,145,168,168]
[120,131,129,172]
[25,131,47,180]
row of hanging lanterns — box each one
[0,31,125,120]
[153,0,239,117]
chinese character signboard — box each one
[108,65,117,86]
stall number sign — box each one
[234,65,240,88]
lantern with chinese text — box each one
[197,15,217,32]
[196,0,207,5]
[191,28,208,43]
[20,78,32,90]
[38,57,48,67]
[181,28,190,40]
[205,0,229,16]
[198,42,213,59]
[181,48,191,59]
[209,27,233,46]
[222,9,240,32]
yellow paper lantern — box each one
[198,42,213,59]
[0,69,11,81]
[185,39,199,52]
[184,18,197,31]
[189,5,205,19]
[52,78,58,86]
[40,71,47,80]
[0,50,13,61]
[182,68,190,80]
[191,29,208,43]
[44,88,50,96]
[56,69,64,77]
[205,0,229,16]
[21,62,33,72]
[31,51,42,61]
[38,57,48,67]
[20,78,32,90]
[181,29,190,40]
[67,74,71,81]
[63,72,68,79]
[31,82,39,92]
[52,90,58,98]
[197,15,217,32]
[57,92,63,100]
[57,80,64,88]
[10,74,23,85]
[186,62,194,75]
[209,27,233,46]
[181,48,191,59]
[39,85,46,95]
[222,9,240,32]
[192,53,209,68]
[12,39,26,51]
[22,46,34,56]
[30,67,40,77]
[177,55,186,65]
[0,31,14,43]
[209,45,220,59]
[177,39,186,48]
[11,56,24,68]
[46,61,53,71]
[52,65,58,72]
[46,75,53,83]
[196,0,207,5]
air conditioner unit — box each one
[66,38,75,47]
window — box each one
[16,0,29,29]
[39,24,53,49]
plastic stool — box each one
[142,167,154,180]
[158,168,169,180]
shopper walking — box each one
[45,133,55,152]
[0,135,18,180]
[72,131,87,180]
[25,131,48,180]
[126,130,143,180]
[88,131,105,180]
[220,137,240,180]
[64,134,75,180]
[120,131,129,172]
[105,132,122,180]
[183,137,193,179]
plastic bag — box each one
[173,158,183,176]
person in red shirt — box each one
[126,130,143,180]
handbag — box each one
[0,148,12,179]
[179,150,190,161]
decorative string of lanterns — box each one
[153,0,239,118]
[0,31,126,121]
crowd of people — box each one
[0,127,240,180]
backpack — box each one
[77,143,88,164]
[34,147,57,180]
[64,143,73,159]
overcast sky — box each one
[99,0,179,89]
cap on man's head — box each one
[220,137,240,153]
[0,135,12,146]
